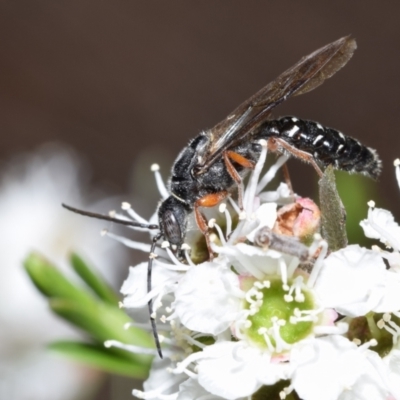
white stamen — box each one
[104,231,151,252]
[227,196,241,215]
[395,159,400,190]
[165,248,189,270]
[239,211,247,220]
[256,154,289,194]
[211,221,227,245]
[105,340,157,355]
[181,245,195,267]
[151,164,169,199]
[243,140,267,214]
[119,202,149,224]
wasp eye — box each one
[163,210,182,246]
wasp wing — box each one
[195,36,356,175]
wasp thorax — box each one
[158,196,188,247]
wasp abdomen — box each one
[260,117,381,179]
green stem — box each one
[366,312,382,340]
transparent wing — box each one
[195,36,356,175]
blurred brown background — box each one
[1,2,399,399]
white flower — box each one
[114,149,400,399]
[0,144,128,400]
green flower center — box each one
[243,276,316,353]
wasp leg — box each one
[282,163,294,195]
[195,191,229,259]
[268,137,324,178]
[223,151,255,210]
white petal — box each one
[290,336,366,400]
[374,271,400,312]
[139,357,186,399]
[178,378,225,400]
[173,262,241,335]
[314,245,387,316]
[385,349,400,399]
[338,351,390,400]
[360,207,400,251]
[121,261,181,308]
[197,342,280,399]
[215,242,283,279]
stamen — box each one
[244,140,267,213]
[219,203,233,236]
[358,338,378,351]
[256,154,289,194]
[121,202,149,224]
[307,237,328,288]
[208,219,227,245]
[111,211,154,232]
[395,158,400,190]
[239,211,247,220]
[172,352,205,374]
[278,258,288,287]
[165,247,189,269]
[227,195,241,215]
[181,244,195,267]
[270,317,291,353]
[181,333,206,349]
[105,340,158,355]
[104,231,151,252]
[151,163,169,199]
[367,200,375,208]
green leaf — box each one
[335,171,379,245]
[69,253,119,305]
[49,341,150,378]
[24,253,93,306]
[50,298,153,350]
[318,166,348,251]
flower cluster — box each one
[109,147,400,400]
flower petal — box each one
[197,342,280,399]
[173,262,241,335]
[360,207,400,251]
[314,245,387,316]
[290,336,366,400]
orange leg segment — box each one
[224,151,255,210]
[194,191,228,260]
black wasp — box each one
[63,36,381,356]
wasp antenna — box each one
[62,203,159,230]
[148,232,164,358]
